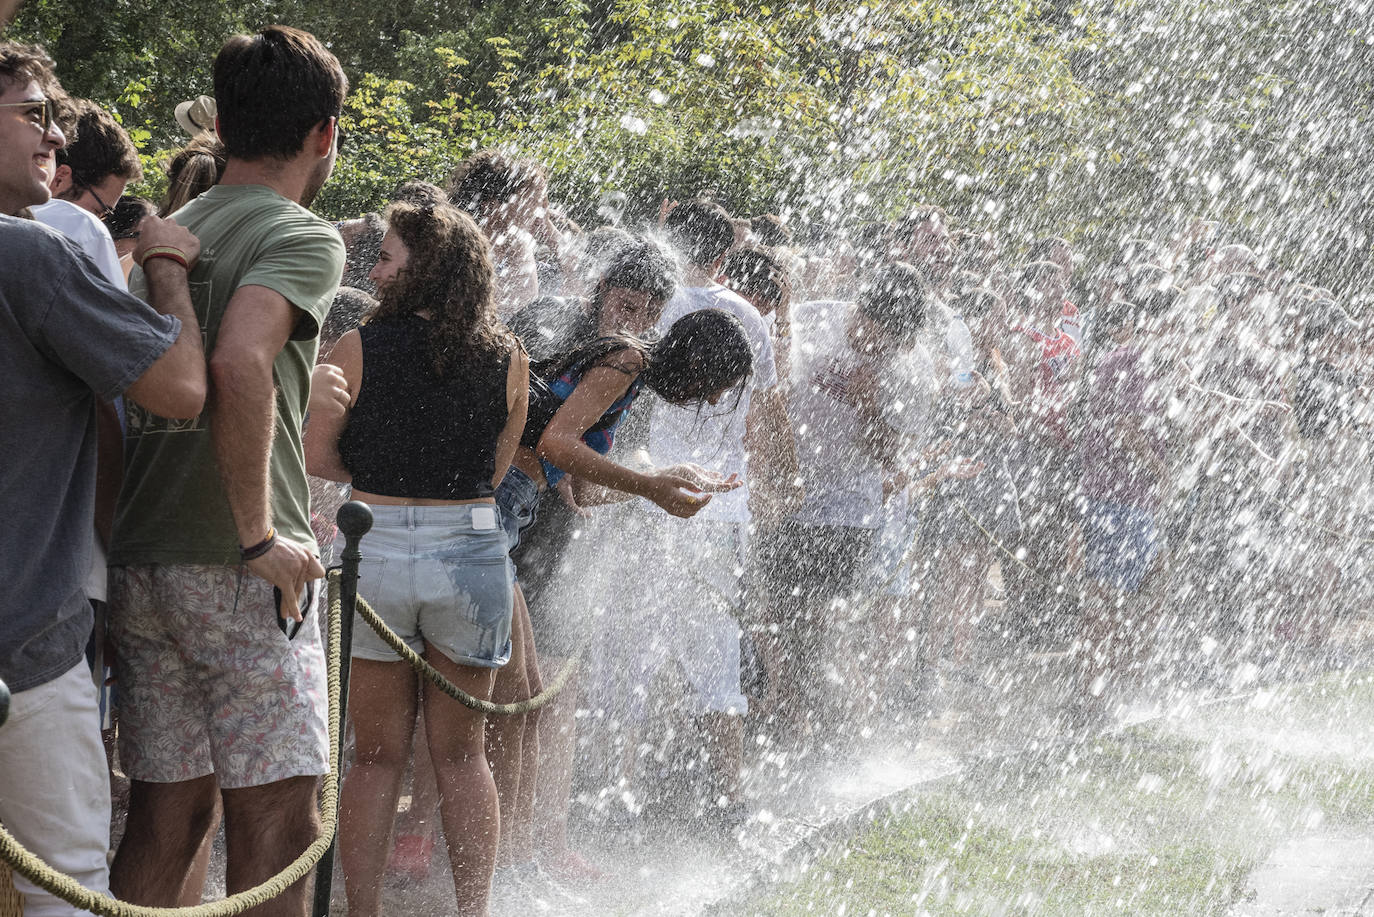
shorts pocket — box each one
[354,557,388,609]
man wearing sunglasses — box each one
[0,41,206,917]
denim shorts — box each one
[495,466,542,571]
[342,504,514,668]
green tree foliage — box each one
[6,0,1369,290]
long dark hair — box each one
[370,201,512,375]
[588,240,678,324]
[541,308,753,408]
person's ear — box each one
[314,118,336,158]
[48,163,73,196]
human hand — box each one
[133,215,201,269]
[647,472,713,518]
[556,476,592,519]
[246,536,325,622]
[308,363,350,423]
[659,463,741,493]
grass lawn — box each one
[743,672,1374,916]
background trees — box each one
[8,0,1370,293]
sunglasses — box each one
[0,97,57,133]
[273,580,318,641]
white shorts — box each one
[622,512,748,718]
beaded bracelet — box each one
[141,246,189,269]
[240,527,277,562]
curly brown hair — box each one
[370,201,513,375]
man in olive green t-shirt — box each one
[107,27,348,917]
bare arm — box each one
[303,330,362,483]
[492,343,529,490]
[745,386,803,523]
[210,284,323,619]
[122,218,208,419]
[536,359,729,517]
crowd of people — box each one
[1,21,1370,917]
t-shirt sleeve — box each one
[744,309,779,391]
[32,237,180,402]
[238,220,345,341]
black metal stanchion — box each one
[0,676,10,729]
[312,500,372,917]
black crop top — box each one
[339,314,510,500]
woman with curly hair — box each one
[304,201,529,917]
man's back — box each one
[112,183,343,566]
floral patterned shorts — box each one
[109,564,330,789]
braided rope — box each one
[351,592,585,715]
[0,574,348,917]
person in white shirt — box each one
[622,200,784,830]
[32,98,140,289]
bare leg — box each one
[506,605,543,864]
[698,712,743,810]
[423,644,499,917]
[339,659,418,917]
[399,706,440,836]
[533,667,601,879]
[110,775,219,906]
[220,775,322,917]
[486,585,530,865]
[181,798,223,904]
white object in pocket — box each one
[471,506,498,531]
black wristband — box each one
[240,527,276,562]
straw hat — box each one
[174,95,217,140]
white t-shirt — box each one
[32,198,125,603]
[32,199,126,290]
[645,283,778,524]
[788,300,937,528]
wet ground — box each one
[117,592,1374,916]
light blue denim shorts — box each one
[341,504,515,668]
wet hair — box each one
[1216,272,1267,312]
[642,308,754,405]
[1301,300,1358,348]
[580,225,635,273]
[856,261,932,345]
[540,308,753,411]
[212,26,347,162]
[955,287,1003,322]
[447,149,545,221]
[665,200,735,268]
[749,213,792,248]
[370,201,511,375]
[320,285,378,352]
[161,137,226,216]
[721,243,789,310]
[0,41,59,97]
[392,180,448,208]
[339,212,385,291]
[56,99,142,190]
[892,204,948,239]
[105,196,156,241]
[593,240,677,310]
[1028,236,1073,268]
[1125,263,1175,306]
[1096,299,1138,338]
[1016,260,1067,289]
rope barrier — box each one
[0,573,349,917]
[351,592,586,715]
